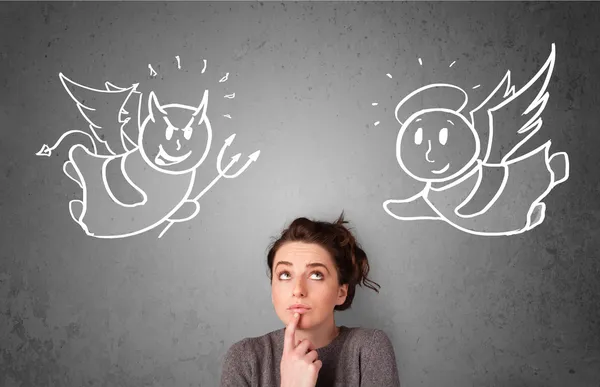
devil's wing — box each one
[59,73,142,156]
[468,44,556,165]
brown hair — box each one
[266,211,380,311]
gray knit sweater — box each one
[220,325,401,387]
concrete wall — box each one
[1,2,599,386]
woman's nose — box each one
[292,279,306,297]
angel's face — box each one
[396,109,480,183]
[139,91,212,175]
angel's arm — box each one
[455,163,507,218]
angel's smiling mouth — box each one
[431,163,450,174]
[155,145,191,166]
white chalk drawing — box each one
[148,64,157,77]
[382,43,570,236]
[37,57,260,239]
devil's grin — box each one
[154,144,191,166]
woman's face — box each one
[271,242,348,330]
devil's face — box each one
[139,91,212,174]
[396,109,480,183]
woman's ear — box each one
[336,284,348,305]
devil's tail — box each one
[35,129,105,157]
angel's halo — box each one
[395,83,468,125]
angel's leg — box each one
[524,152,566,231]
[548,152,569,187]
[527,202,546,231]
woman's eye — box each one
[278,271,323,280]
[183,128,192,140]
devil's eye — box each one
[183,128,192,140]
[439,128,448,145]
[414,128,423,145]
[165,125,174,140]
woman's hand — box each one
[280,313,322,387]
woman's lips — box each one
[288,307,311,314]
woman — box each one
[220,212,401,387]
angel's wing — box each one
[469,43,556,165]
[59,73,142,156]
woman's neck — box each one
[294,322,340,350]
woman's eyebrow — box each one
[275,261,330,273]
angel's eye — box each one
[439,128,448,145]
[183,128,192,140]
[165,126,174,141]
[414,128,423,145]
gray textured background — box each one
[1,1,600,386]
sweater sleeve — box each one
[220,339,253,387]
[360,329,401,387]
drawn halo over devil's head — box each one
[395,84,480,183]
[139,90,212,175]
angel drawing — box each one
[37,71,260,239]
[383,43,569,236]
